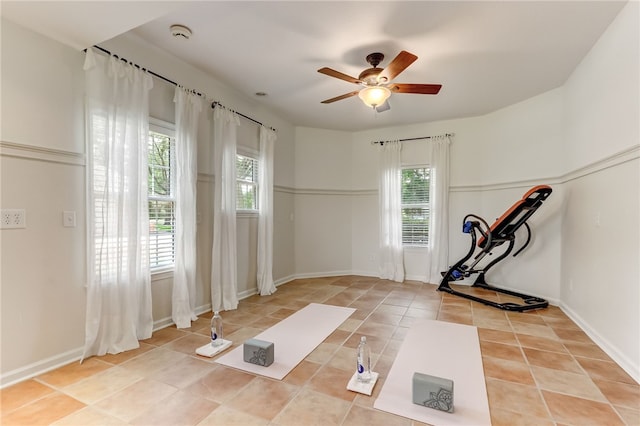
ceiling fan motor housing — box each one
[359,68,383,85]
[366,52,384,67]
[360,52,386,85]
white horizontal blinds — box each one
[401,167,430,246]
[91,113,119,278]
[236,154,259,210]
[148,130,176,269]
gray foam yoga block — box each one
[243,338,274,367]
[412,372,454,413]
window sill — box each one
[403,245,428,252]
[237,210,259,218]
[151,268,174,282]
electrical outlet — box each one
[1,209,26,229]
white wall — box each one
[290,4,638,381]
[560,1,639,381]
[293,127,353,276]
[0,20,297,385]
[2,0,637,387]
[1,19,88,383]
[457,90,564,302]
[343,94,564,292]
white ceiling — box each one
[2,1,627,132]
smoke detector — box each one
[170,24,192,40]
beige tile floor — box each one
[2,276,639,425]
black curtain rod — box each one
[371,133,455,145]
[211,101,277,132]
[89,45,276,132]
[90,46,204,97]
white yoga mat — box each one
[374,320,490,426]
[215,303,355,380]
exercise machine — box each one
[438,185,552,311]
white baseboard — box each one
[560,302,639,384]
[291,270,353,280]
[275,274,296,286]
[237,288,257,300]
[404,273,428,282]
[348,270,378,279]
[237,277,298,300]
[152,303,213,331]
[0,347,84,389]
[5,274,630,390]
[152,316,176,331]
[1,303,216,389]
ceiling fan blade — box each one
[389,83,442,95]
[377,50,418,83]
[317,67,361,84]
[321,91,360,104]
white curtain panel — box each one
[378,141,405,282]
[172,87,203,328]
[82,48,154,358]
[211,107,240,311]
[257,126,277,296]
[426,136,451,283]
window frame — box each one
[235,147,260,216]
[148,118,176,273]
[400,165,431,248]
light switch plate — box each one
[63,211,76,228]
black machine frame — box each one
[438,185,553,312]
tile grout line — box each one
[506,308,558,424]
[5,277,637,425]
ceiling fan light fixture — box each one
[358,86,391,108]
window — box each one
[401,167,430,246]
[148,126,175,270]
[236,154,259,211]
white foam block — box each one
[347,371,379,396]
[195,339,232,357]
[374,320,490,426]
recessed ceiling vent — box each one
[170,24,192,40]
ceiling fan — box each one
[318,50,442,111]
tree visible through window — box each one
[401,167,430,246]
[148,130,175,269]
[236,154,259,211]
